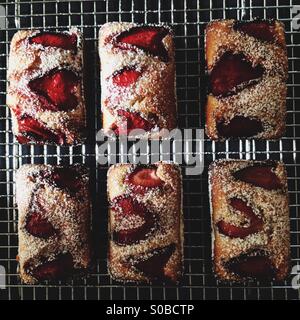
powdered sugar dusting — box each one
[209,159,290,281]
[7,28,86,145]
[17,164,91,284]
[107,162,183,283]
[99,22,177,137]
[205,19,288,140]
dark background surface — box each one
[0,0,299,300]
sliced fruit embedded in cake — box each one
[115,26,169,61]
[112,110,154,135]
[216,116,263,138]
[50,167,81,194]
[112,67,141,87]
[130,243,175,280]
[25,211,56,239]
[217,198,263,239]
[25,253,74,281]
[111,196,156,245]
[235,20,275,42]
[29,69,79,112]
[17,115,66,144]
[125,166,164,192]
[233,164,282,190]
[29,32,77,51]
[210,52,264,96]
[36,167,83,194]
[225,251,275,279]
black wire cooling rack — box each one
[0,0,299,300]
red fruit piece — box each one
[112,67,141,87]
[227,253,274,279]
[217,198,263,239]
[29,69,79,112]
[125,166,163,192]
[30,32,77,51]
[17,115,66,144]
[27,253,74,281]
[235,20,275,42]
[112,110,154,135]
[26,211,56,239]
[51,167,81,193]
[132,244,175,280]
[217,116,263,138]
[233,164,282,190]
[210,52,264,96]
[111,196,155,245]
[116,26,169,61]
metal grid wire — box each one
[0,0,299,300]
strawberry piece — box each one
[112,110,154,135]
[210,52,264,96]
[125,166,163,193]
[116,26,169,61]
[217,198,263,238]
[17,115,66,144]
[29,69,79,112]
[112,67,141,87]
[30,32,77,51]
[51,167,81,194]
[26,253,74,281]
[26,211,56,239]
[111,196,156,245]
[217,116,263,138]
[233,164,282,190]
[16,135,32,144]
[226,253,274,279]
[131,244,175,280]
[235,20,275,42]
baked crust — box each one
[209,159,290,281]
[205,19,288,140]
[16,164,91,284]
[99,22,177,138]
[7,28,86,145]
[107,162,183,283]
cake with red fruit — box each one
[209,159,290,281]
[205,19,288,140]
[107,162,183,283]
[99,22,177,137]
[7,28,86,145]
[16,164,91,284]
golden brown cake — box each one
[16,164,91,284]
[99,22,177,138]
[107,162,183,283]
[7,28,86,145]
[209,159,290,281]
[205,19,288,140]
